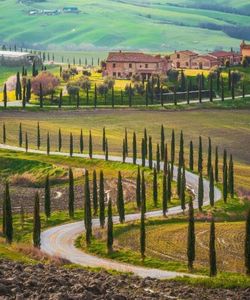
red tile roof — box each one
[193,55,218,62]
[209,51,240,58]
[106,52,165,63]
[174,50,198,56]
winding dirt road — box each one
[0,143,221,278]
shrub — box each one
[31,72,60,96]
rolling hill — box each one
[0,0,250,52]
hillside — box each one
[0,0,250,52]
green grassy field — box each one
[0,0,249,52]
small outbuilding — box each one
[0,51,41,66]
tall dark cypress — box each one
[228,154,234,199]
[198,136,203,173]
[198,172,204,211]
[69,132,73,157]
[144,128,148,158]
[171,129,175,179]
[180,167,186,212]
[160,125,165,160]
[177,165,182,198]
[186,197,196,272]
[209,166,215,207]
[162,173,168,216]
[122,139,126,163]
[136,166,141,209]
[25,132,28,152]
[19,123,23,147]
[133,132,137,164]
[92,170,98,216]
[4,182,13,244]
[209,218,217,277]
[148,136,153,169]
[105,138,109,161]
[37,122,41,150]
[89,130,93,159]
[245,208,250,275]
[33,192,41,248]
[107,199,113,254]
[189,141,194,171]
[111,86,114,108]
[167,165,172,202]
[223,150,228,203]
[179,130,184,168]
[58,128,62,152]
[84,170,92,246]
[3,123,6,144]
[124,128,128,156]
[140,192,146,261]
[80,129,84,154]
[221,76,224,101]
[3,83,7,108]
[163,143,168,175]
[99,170,105,228]
[102,127,106,152]
[59,90,62,108]
[214,146,219,182]
[141,138,145,167]
[47,132,50,155]
[207,137,212,177]
[44,175,51,220]
[156,143,160,173]
[153,167,158,207]
[116,171,125,223]
[141,170,146,213]
[68,168,75,218]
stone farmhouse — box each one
[170,50,198,69]
[191,55,218,70]
[104,51,171,79]
[241,41,250,58]
[208,51,241,66]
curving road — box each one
[0,143,221,278]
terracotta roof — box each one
[106,52,165,63]
[242,44,250,49]
[193,55,218,62]
[174,50,198,56]
[209,51,240,58]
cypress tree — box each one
[162,173,168,216]
[99,171,105,228]
[33,192,41,248]
[198,172,204,211]
[163,143,168,176]
[177,165,182,198]
[167,165,172,202]
[223,150,228,203]
[242,82,245,99]
[215,146,219,182]
[80,129,84,154]
[141,138,145,167]
[25,132,28,152]
[4,182,13,244]
[124,128,128,156]
[180,166,186,212]
[245,208,250,275]
[59,90,62,108]
[141,170,146,213]
[231,79,235,100]
[68,168,74,218]
[148,136,153,169]
[136,166,141,209]
[209,218,217,277]
[107,198,113,254]
[179,130,184,168]
[116,171,125,223]
[221,77,224,101]
[58,128,62,152]
[47,132,50,155]
[209,166,214,207]
[44,175,51,220]
[19,123,23,147]
[156,143,160,173]
[122,139,126,163]
[207,137,212,177]
[189,141,194,171]
[37,122,41,150]
[228,70,231,90]
[144,128,148,158]
[140,192,146,261]
[228,154,234,199]
[86,88,89,105]
[3,83,7,108]
[84,170,92,246]
[102,127,106,152]
[153,167,158,207]
[105,138,109,161]
[22,84,26,108]
[171,129,175,179]
[69,132,73,157]
[160,125,165,160]
[198,136,203,173]
[133,132,137,164]
[3,123,6,144]
[111,86,114,108]
[187,197,195,271]
[89,130,93,159]
[92,170,98,216]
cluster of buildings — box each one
[28,7,79,16]
[104,41,250,79]
[0,51,41,66]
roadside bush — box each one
[32,71,60,96]
[104,76,115,89]
[77,76,91,91]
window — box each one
[113,72,116,77]
[186,62,189,67]
[129,63,132,68]
[113,63,116,68]
[177,54,180,59]
[145,64,148,68]
[129,72,132,77]
[118,72,121,77]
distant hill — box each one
[0,0,250,52]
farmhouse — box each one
[240,40,250,58]
[191,55,219,70]
[104,51,170,79]
[170,50,198,69]
[0,51,41,67]
[209,50,241,66]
